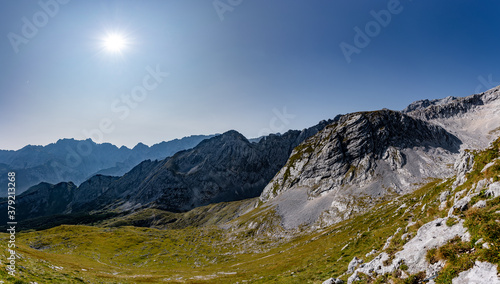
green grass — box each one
[0,177,451,283]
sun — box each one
[102,33,128,53]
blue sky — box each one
[1,0,499,150]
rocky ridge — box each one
[82,121,331,214]
[404,86,500,149]
[260,110,461,228]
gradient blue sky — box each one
[1,0,500,150]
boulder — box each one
[347,257,363,274]
[485,182,500,198]
[473,200,487,209]
[322,278,344,284]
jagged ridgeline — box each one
[0,135,215,196]
[0,86,499,283]
[0,119,331,226]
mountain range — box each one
[0,134,214,196]
[4,87,500,226]
[3,120,331,223]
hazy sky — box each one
[1,0,500,150]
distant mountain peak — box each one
[403,85,500,115]
[402,86,500,149]
[221,130,248,140]
[133,142,148,150]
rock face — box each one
[402,94,481,119]
[402,96,459,113]
[453,151,475,187]
[7,122,331,222]
[394,218,470,276]
[0,135,214,196]
[340,134,500,284]
[72,174,121,206]
[87,122,331,213]
[16,182,77,220]
[261,110,461,228]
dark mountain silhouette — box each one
[0,135,214,196]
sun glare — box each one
[102,33,128,53]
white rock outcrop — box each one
[322,278,344,284]
[475,179,489,193]
[452,261,500,284]
[485,182,500,198]
[349,218,470,281]
[347,257,363,274]
[453,151,475,187]
[473,200,487,209]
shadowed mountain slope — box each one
[0,135,214,195]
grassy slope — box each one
[1,138,499,284]
[0,182,445,283]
